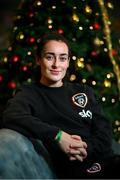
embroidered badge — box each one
[72,93,88,108]
[86,163,101,173]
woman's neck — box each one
[40,79,63,87]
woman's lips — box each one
[50,70,61,75]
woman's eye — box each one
[60,57,67,61]
[46,56,53,60]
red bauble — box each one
[11,54,20,62]
[91,51,98,57]
[28,12,34,18]
[21,65,28,71]
[93,23,101,30]
[8,81,17,89]
[57,28,64,34]
[27,37,36,44]
[112,49,117,56]
[0,75,4,82]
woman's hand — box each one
[57,131,87,162]
[69,135,87,161]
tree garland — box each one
[98,0,120,99]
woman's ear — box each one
[67,57,70,68]
[36,57,41,66]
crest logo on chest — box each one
[72,93,88,108]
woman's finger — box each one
[74,154,83,162]
[71,135,81,140]
[69,148,81,155]
[69,156,77,161]
[78,147,87,158]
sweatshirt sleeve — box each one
[2,86,59,142]
[83,86,113,160]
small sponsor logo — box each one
[79,110,92,119]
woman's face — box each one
[37,40,70,87]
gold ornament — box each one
[115,120,119,126]
[111,98,115,103]
[102,97,106,102]
[16,15,21,20]
[79,26,83,31]
[107,2,114,9]
[104,79,111,87]
[94,37,101,46]
[92,81,96,86]
[16,32,24,41]
[27,78,32,83]
[34,0,42,6]
[48,18,53,24]
[48,25,52,29]
[77,58,85,68]
[70,74,76,81]
[72,13,79,22]
[82,79,86,83]
[85,5,92,14]
[3,56,8,63]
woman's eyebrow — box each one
[44,52,68,56]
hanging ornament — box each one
[82,79,86,83]
[104,79,111,88]
[34,0,42,7]
[107,2,114,9]
[16,15,21,20]
[11,54,20,63]
[98,0,120,98]
[27,37,36,44]
[112,49,117,56]
[21,65,28,72]
[106,72,114,79]
[72,13,79,22]
[8,81,17,89]
[57,28,64,34]
[3,56,8,63]
[77,58,84,68]
[0,74,4,83]
[79,26,83,31]
[27,78,32,83]
[92,23,101,30]
[111,98,115,103]
[102,97,106,102]
[16,32,25,42]
[47,18,53,24]
[94,37,101,46]
[8,46,12,51]
[52,6,56,9]
[27,12,34,18]
[92,80,96,86]
[70,74,76,81]
[85,5,92,14]
[91,51,98,57]
[27,51,32,56]
[48,25,52,29]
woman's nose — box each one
[52,57,59,67]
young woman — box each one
[2,32,120,178]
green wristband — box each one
[55,130,62,143]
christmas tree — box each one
[0,0,120,141]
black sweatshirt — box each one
[2,82,113,161]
